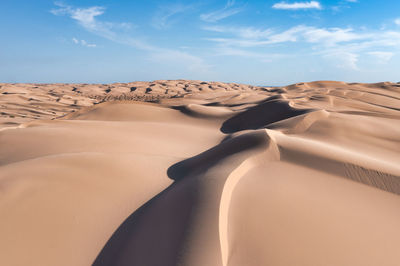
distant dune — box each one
[0,80,399,266]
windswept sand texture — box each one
[0,80,400,266]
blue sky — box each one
[1,0,400,85]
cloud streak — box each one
[204,24,400,69]
[72,38,96,47]
[52,2,145,48]
[204,24,400,48]
[272,1,322,10]
[152,4,193,29]
[51,2,210,73]
[203,25,273,39]
[368,51,394,63]
[200,0,243,22]
[51,2,132,41]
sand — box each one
[0,80,399,266]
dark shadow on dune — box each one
[204,101,223,106]
[171,105,201,118]
[92,98,307,265]
[92,131,268,266]
[259,94,285,102]
[220,100,312,133]
[167,131,268,181]
[219,134,233,144]
[92,177,200,266]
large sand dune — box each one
[0,80,399,266]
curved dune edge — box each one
[0,80,400,266]
[219,131,280,266]
[218,127,400,265]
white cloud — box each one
[368,51,394,63]
[51,3,104,28]
[204,25,309,47]
[204,24,400,70]
[331,0,358,13]
[214,47,283,62]
[200,0,243,22]
[51,2,153,50]
[204,24,400,48]
[203,25,273,39]
[72,38,96,47]
[272,1,322,10]
[395,18,400,26]
[52,3,209,73]
[205,25,367,47]
[51,2,132,42]
[152,4,192,29]
[70,6,105,27]
[302,27,371,46]
[323,51,359,70]
[267,25,308,43]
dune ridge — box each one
[0,80,399,266]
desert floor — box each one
[1,80,400,266]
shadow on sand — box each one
[92,131,268,266]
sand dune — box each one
[0,80,399,266]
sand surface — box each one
[1,80,400,266]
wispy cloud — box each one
[200,0,243,22]
[213,47,283,62]
[51,2,209,73]
[72,37,96,47]
[205,25,320,47]
[152,4,193,29]
[331,0,358,12]
[368,51,394,63]
[204,24,400,48]
[302,27,370,46]
[323,51,359,70]
[203,25,273,39]
[272,1,322,10]
[51,2,147,49]
[204,24,400,69]
[395,18,400,26]
[51,2,132,40]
